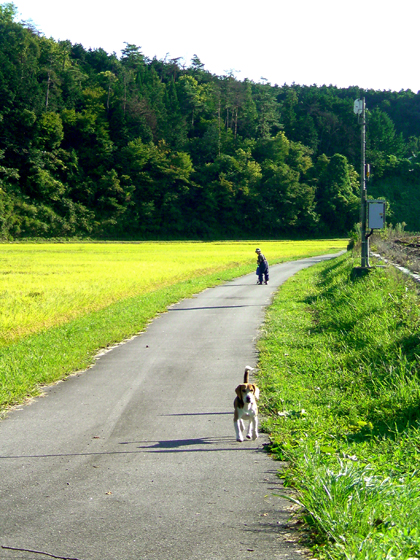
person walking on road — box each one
[255,248,269,284]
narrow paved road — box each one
[0,253,341,560]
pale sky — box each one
[11,0,420,93]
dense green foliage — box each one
[258,254,420,558]
[1,3,420,239]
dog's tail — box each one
[244,366,254,383]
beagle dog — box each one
[234,366,260,442]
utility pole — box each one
[354,98,369,268]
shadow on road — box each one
[0,436,266,460]
[122,436,265,453]
[161,411,231,416]
[169,304,261,311]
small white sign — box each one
[354,99,363,115]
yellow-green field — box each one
[0,240,346,348]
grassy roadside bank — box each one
[258,253,420,559]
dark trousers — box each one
[258,269,269,283]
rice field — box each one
[0,240,346,348]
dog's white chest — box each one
[239,404,257,418]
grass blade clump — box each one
[258,254,420,559]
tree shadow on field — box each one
[304,258,349,304]
[343,398,420,445]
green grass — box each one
[0,239,346,413]
[257,253,420,559]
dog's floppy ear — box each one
[252,385,260,400]
[235,385,243,403]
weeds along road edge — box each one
[257,253,420,559]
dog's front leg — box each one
[247,416,259,440]
[234,419,244,442]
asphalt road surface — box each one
[0,253,342,560]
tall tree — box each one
[367,107,406,176]
[314,153,359,234]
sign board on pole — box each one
[368,200,386,229]
[354,99,363,115]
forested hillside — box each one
[1,2,420,240]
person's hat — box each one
[255,248,261,253]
